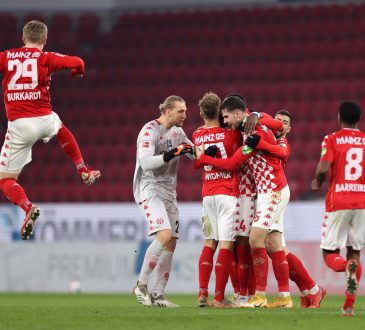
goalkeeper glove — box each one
[245,134,261,148]
[204,145,218,157]
[163,143,193,162]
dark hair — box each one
[199,92,221,119]
[219,96,246,112]
[275,110,293,125]
[339,101,361,124]
[226,93,247,103]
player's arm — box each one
[198,145,253,171]
[311,135,333,191]
[243,112,283,136]
[181,131,195,160]
[47,52,85,76]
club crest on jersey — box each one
[242,145,253,155]
[141,141,150,149]
[172,131,179,139]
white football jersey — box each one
[133,119,193,203]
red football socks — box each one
[229,252,239,294]
[57,125,85,170]
[251,248,269,292]
[286,252,316,291]
[0,178,32,213]
[236,244,251,296]
[198,246,215,297]
[325,253,347,272]
[214,248,233,301]
[270,250,290,292]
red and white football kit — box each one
[320,128,365,250]
[0,47,84,173]
[193,126,241,241]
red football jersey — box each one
[320,128,365,212]
[193,126,241,197]
[245,125,288,193]
[0,47,84,121]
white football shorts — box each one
[237,195,256,237]
[253,185,290,232]
[138,196,180,238]
[203,194,238,241]
[0,112,62,173]
[320,209,365,251]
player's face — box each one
[221,108,247,129]
[168,101,187,127]
[274,114,291,137]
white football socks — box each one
[138,239,164,286]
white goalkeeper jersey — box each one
[133,119,193,203]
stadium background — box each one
[0,0,365,294]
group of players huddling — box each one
[133,92,365,317]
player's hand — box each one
[204,145,218,157]
[163,143,193,162]
[311,179,320,192]
[245,134,261,148]
[243,113,259,135]
[70,68,84,77]
[195,144,206,159]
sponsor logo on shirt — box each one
[141,141,150,149]
[321,147,327,157]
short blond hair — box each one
[159,95,185,113]
[23,20,48,44]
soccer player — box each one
[0,20,100,240]
[193,92,242,307]
[197,96,292,308]
[133,95,194,308]
[267,110,326,308]
[311,101,365,316]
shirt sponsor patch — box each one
[321,147,327,157]
[242,145,253,155]
[141,141,150,149]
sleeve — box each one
[194,159,204,169]
[0,52,4,73]
[200,145,253,171]
[137,128,165,171]
[47,52,85,74]
[320,135,334,163]
[260,113,283,133]
[255,137,289,160]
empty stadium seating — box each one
[1,4,365,203]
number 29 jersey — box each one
[0,47,84,121]
[320,128,365,212]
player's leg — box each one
[198,239,217,307]
[266,232,292,308]
[198,209,217,306]
[235,195,255,306]
[284,246,326,308]
[150,199,180,307]
[342,210,365,316]
[133,197,172,306]
[211,195,236,307]
[0,121,40,240]
[56,123,101,184]
[229,245,240,304]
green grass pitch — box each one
[0,294,364,330]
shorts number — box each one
[345,147,363,180]
[8,59,38,90]
[175,220,180,234]
[204,142,227,171]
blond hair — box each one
[23,20,48,44]
[159,95,185,113]
[199,92,221,119]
